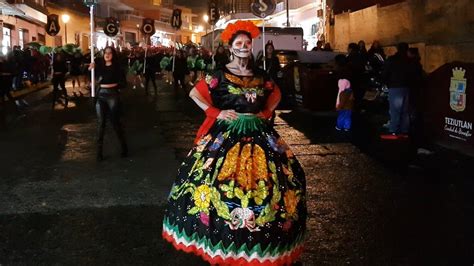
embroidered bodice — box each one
[208,67,274,114]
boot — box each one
[121,142,128,158]
[116,127,128,158]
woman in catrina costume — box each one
[162,20,307,265]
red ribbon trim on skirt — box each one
[162,230,304,266]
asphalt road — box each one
[0,81,473,265]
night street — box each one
[1,81,473,265]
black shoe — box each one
[97,145,104,161]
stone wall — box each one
[331,0,474,73]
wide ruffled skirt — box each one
[162,115,307,265]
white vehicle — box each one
[201,27,304,56]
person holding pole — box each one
[89,46,128,161]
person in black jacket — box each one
[256,41,281,82]
[144,51,158,96]
[381,42,415,138]
[172,49,188,98]
[213,45,229,71]
[51,52,69,109]
[346,43,366,111]
[89,46,128,161]
[0,54,17,109]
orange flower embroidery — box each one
[283,190,300,218]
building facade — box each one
[1,0,48,54]
[215,0,325,50]
[95,0,203,48]
[45,0,91,50]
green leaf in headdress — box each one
[25,42,41,49]
[160,56,170,69]
[62,44,77,55]
[39,45,53,55]
[196,58,206,70]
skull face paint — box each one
[230,33,252,58]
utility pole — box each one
[286,0,290,27]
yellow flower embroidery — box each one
[218,142,269,192]
[252,144,268,182]
[193,185,212,210]
[218,142,240,181]
[236,143,253,191]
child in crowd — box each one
[336,79,354,131]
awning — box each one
[0,0,26,16]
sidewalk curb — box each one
[10,82,51,99]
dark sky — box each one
[174,0,206,14]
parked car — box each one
[273,50,343,111]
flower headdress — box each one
[221,20,260,43]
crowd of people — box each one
[1,37,425,144]
[330,39,424,142]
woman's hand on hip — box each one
[218,109,239,121]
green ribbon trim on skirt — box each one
[218,115,266,135]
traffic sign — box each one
[83,0,98,7]
[171,9,182,30]
[141,18,155,35]
[104,17,119,37]
[250,0,276,18]
[208,0,219,25]
[45,14,60,36]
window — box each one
[55,36,62,46]
[160,14,170,23]
[19,29,29,48]
[75,32,80,46]
[34,0,45,6]
[38,33,45,44]
[125,32,136,44]
[2,27,11,55]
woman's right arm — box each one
[189,87,238,121]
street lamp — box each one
[61,14,70,44]
[136,23,140,43]
[203,15,209,34]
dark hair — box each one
[216,45,225,54]
[335,54,347,66]
[348,43,359,52]
[265,42,275,57]
[397,42,409,53]
[408,47,420,60]
[265,42,275,51]
[228,30,252,45]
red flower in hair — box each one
[221,20,260,43]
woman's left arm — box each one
[259,81,281,119]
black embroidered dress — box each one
[162,67,307,265]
